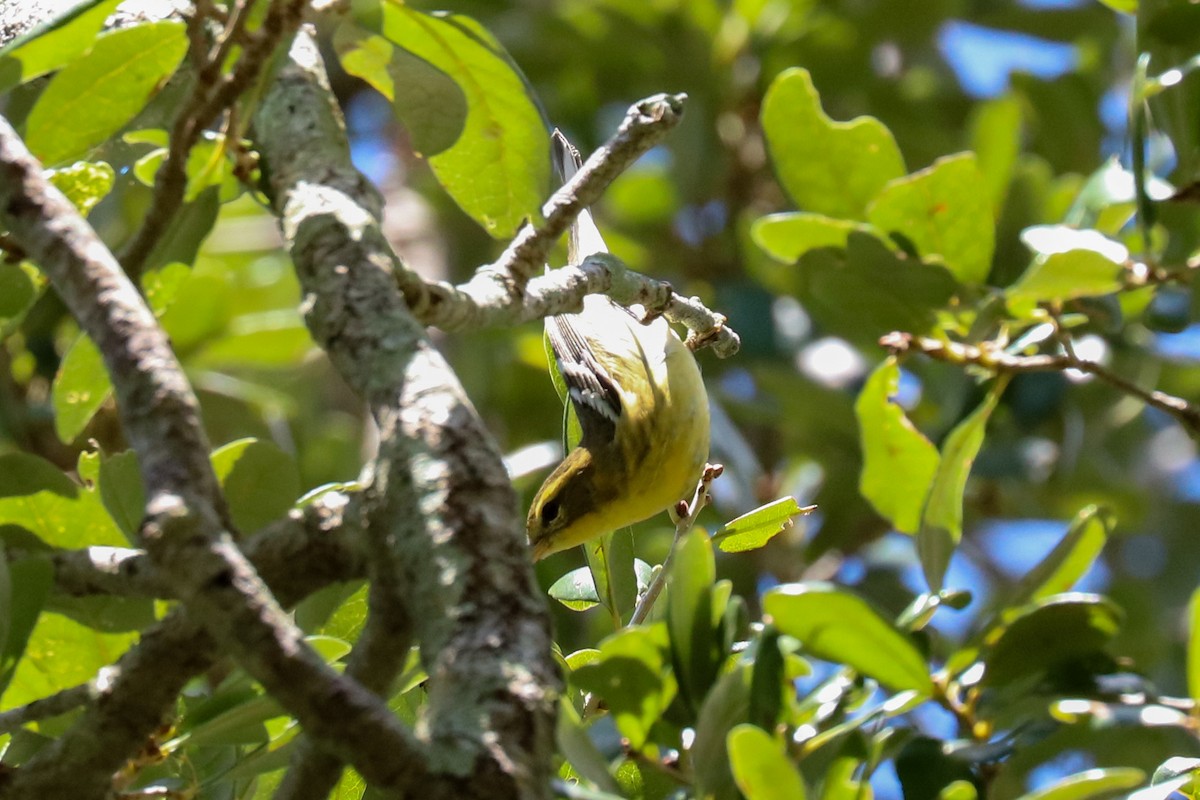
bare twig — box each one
[0,682,96,735]
[881,331,1200,436]
[402,250,740,357]
[629,463,723,626]
[119,0,307,280]
[494,92,686,285]
[392,93,738,357]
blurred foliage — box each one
[1,0,1200,798]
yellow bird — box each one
[527,132,711,561]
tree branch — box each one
[0,109,427,796]
[254,29,557,799]
[118,0,308,280]
[881,331,1200,436]
[7,492,368,798]
[494,92,685,285]
[391,94,740,358]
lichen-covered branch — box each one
[882,331,1200,436]
[254,29,557,799]
[6,491,366,798]
[0,111,425,796]
[391,93,740,358]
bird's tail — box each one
[551,129,608,265]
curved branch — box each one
[254,29,557,799]
[882,331,1200,436]
[0,112,423,796]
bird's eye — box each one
[540,499,561,526]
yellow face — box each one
[527,447,608,560]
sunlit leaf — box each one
[868,153,995,284]
[761,67,905,220]
[571,625,675,750]
[549,566,601,612]
[764,583,931,694]
[0,452,125,549]
[45,160,114,216]
[0,0,122,92]
[51,333,108,443]
[857,358,940,535]
[1012,505,1112,606]
[25,21,188,166]
[668,528,720,716]
[917,378,1006,592]
[711,497,811,553]
[728,724,807,800]
[751,212,878,263]
[1019,767,1145,800]
[340,5,549,237]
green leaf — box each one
[749,232,957,345]
[751,213,877,263]
[0,558,53,700]
[51,265,188,445]
[210,439,300,534]
[556,699,621,794]
[728,724,807,800]
[52,332,109,443]
[711,497,810,553]
[0,452,125,549]
[968,95,1022,215]
[47,594,154,633]
[192,319,314,368]
[0,262,41,336]
[1188,585,1200,702]
[0,0,122,92]
[334,29,465,158]
[1019,768,1145,800]
[584,529,637,623]
[764,583,931,694]
[1012,505,1113,606]
[981,593,1122,688]
[761,67,905,219]
[748,626,784,730]
[46,160,114,216]
[668,528,720,717]
[25,21,188,166]
[141,262,191,313]
[341,6,549,237]
[571,625,675,750]
[917,378,1006,592]
[1007,226,1127,308]
[3,610,136,711]
[692,665,751,800]
[1096,0,1135,13]
[856,358,940,534]
[549,566,602,612]
[867,153,995,284]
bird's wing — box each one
[547,304,624,444]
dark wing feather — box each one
[548,312,621,444]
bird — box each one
[527,131,710,561]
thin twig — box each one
[629,463,722,627]
[490,92,687,286]
[119,0,306,280]
[881,331,1200,436]
[0,682,95,734]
